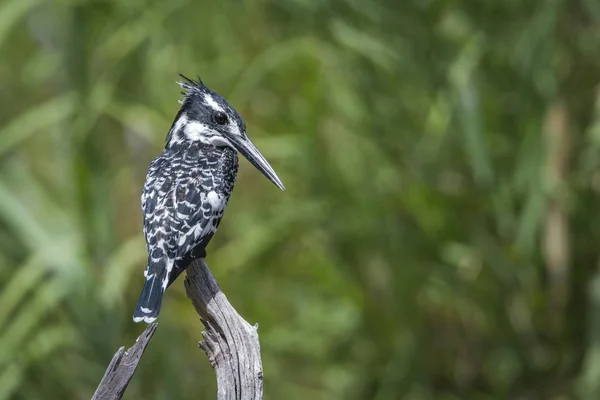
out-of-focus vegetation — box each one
[1,0,600,398]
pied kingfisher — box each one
[133,75,285,323]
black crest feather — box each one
[177,74,205,94]
[176,74,208,105]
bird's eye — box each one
[213,112,228,125]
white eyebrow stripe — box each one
[204,94,225,112]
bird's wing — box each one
[142,159,224,262]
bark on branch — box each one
[92,323,158,400]
[93,258,263,399]
[184,258,264,400]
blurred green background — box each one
[1,0,600,399]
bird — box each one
[133,75,285,323]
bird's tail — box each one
[133,260,172,323]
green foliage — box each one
[1,0,600,398]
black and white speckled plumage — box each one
[133,76,284,323]
[141,143,238,285]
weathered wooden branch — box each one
[184,258,264,400]
[92,323,157,400]
[93,257,263,399]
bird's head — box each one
[166,74,285,191]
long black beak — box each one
[230,135,285,191]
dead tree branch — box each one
[184,258,264,400]
[93,257,263,399]
[92,323,157,400]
